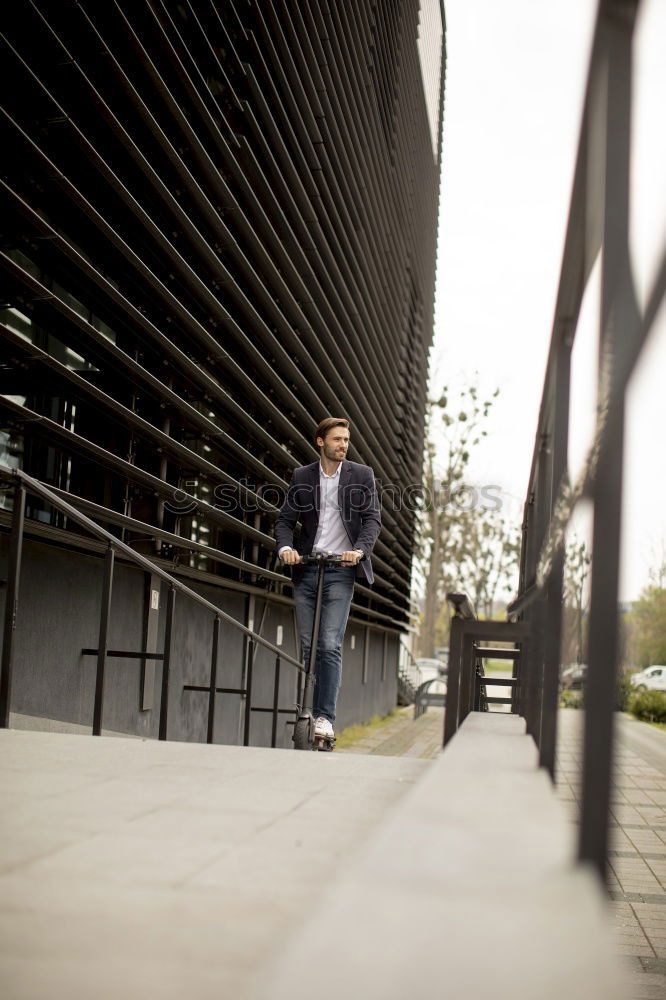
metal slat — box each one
[0,319,281,512]
[0,395,273,547]
[257,3,402,401]
[83,3,416,540]
[0,34,323,446]
[0,1,444,630]
[239,27,410,460]
[0,180,308,466]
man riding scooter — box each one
[275,417,381,743]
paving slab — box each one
[0,729,427,1000]
[556,710,666,1000]
[337,704,445,758]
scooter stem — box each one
[303,560,327,714]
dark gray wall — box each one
[0,535,400,745]
[336,626,399,731]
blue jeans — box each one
[293,565,356,723]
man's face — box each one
[317,426,350,462]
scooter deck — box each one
[313,735,336,752]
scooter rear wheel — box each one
[293,717,311,751]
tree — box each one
[648,541,666,589]
[456,508,522,620]
[417,383,519,655]
[561,536,591,666]
[628,586,666,667]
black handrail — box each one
[397,638,424,705]
[446,593,476,621]
[443,592,529,746]
[504,0,664,882]
[3,478,400,620]
[0,465,303,745]
[413,677,446,720]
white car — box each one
[414,657,447,683]
[630,665,666,692]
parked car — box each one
[630,665,666,692]
[435,647,449,672]
[560,663,587,690]
[414,657,447,682]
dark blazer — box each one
[274,460,381,584]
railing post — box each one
[528,436,552,747]
[93,545,115,736]
[539,331,571,777]
[461,633,476,724]
[243,637,254,746]
[207,616,220,744]
[271,654,281,748]
[159,586,176,741]
[579,3,637,881]
[0,483,26,728]
[473,652,483,712]
[512,643,524,715]
[443,614,463,746]
[539,549,565,777]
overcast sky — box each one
[431,0,665,602]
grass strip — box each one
[336,707,404,749]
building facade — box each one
[0,1,445,745]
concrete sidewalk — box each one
[0,729,427,1000]
[3,707,660,999]
[337,704,444,758]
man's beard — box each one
[323,443,346,462]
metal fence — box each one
[502,0,664,880]
[0,465,304,745]
[441,0,663,883]
[443,593,528,744]
[0,1,444,632]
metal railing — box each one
[397,638,424,705]
[413,677,447,720]
[503,0,665,880]
[443,593,528,745]
[0,466,305,745]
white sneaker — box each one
[314,716,334,738]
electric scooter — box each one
[289,551,343,752]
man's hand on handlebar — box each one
[279,548,363,566]
[341,550,364,566]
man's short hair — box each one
[314,417,350,449]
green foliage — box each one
[484,660,510,673]
[335,708,401,749]
[560,689,584,709]
[616,672,635,712]
[418,380,520,656]
[628,586,666,667]
[562,537,591,667]
[629,689,666,724]
[559,674,640,713]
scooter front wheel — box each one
[293,717,312,751]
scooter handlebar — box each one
[279,550,364,566]
[298,552,344,566]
